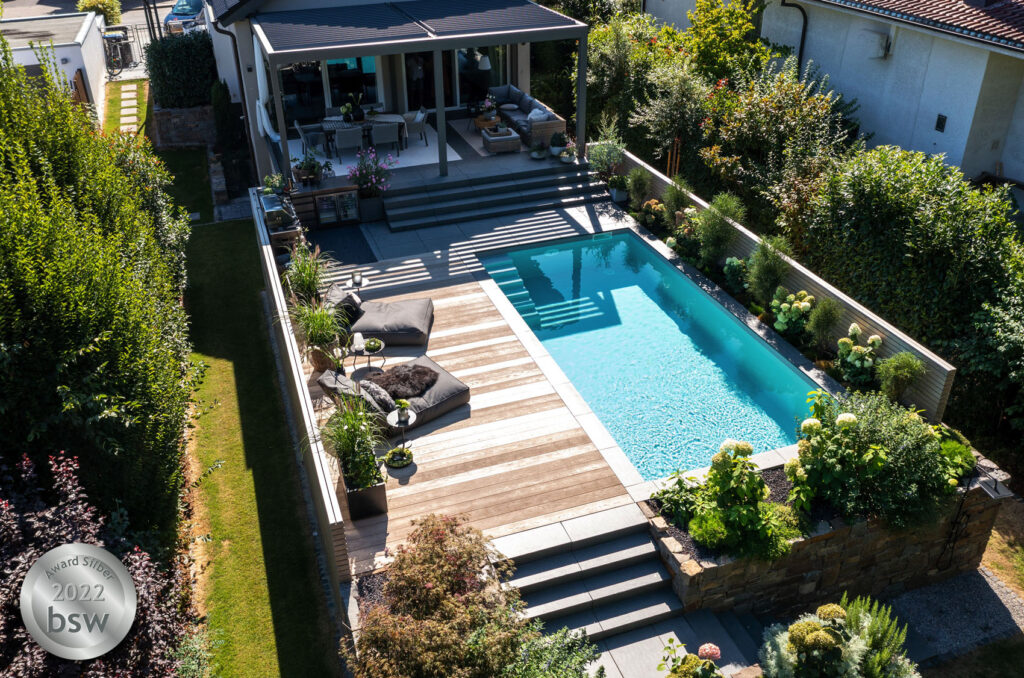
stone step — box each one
[385,161,591,198]
[383,169,599,208]
[524,560,672,621]
[556,589,684,642]
[385,180,606,220]
[507,531,658,594]
[716,610,761,667]
[387,190,609,231]
[681,609,749,676]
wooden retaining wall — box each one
[620,152,956,421]
[251,191,352,608]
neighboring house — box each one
[0,12,107,123]
[204,0,589,179]
[646,0,1024,185]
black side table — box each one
[386,409,417,451]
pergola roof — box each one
[252,0,587,64]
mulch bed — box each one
[355,571,388,614]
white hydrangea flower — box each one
[836,412,858,429]
[719,439,740,453]
[848,323,862,338]
[801,418,822,435]
[868,335,882,347]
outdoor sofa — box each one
[487,85,566,147]
[324,285,434,345]
[318,355,471,432]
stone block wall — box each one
[150,105,215,150]
[650,479,1010,617]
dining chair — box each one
[402,106,428,147]
[371,122,401,156]
[295,121,328,156]
[333,125,364,159]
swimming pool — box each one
[481,231,817,481]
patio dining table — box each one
[321,114,408,149]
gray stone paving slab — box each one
[562,503,647,547]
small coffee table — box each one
[386,409,417,451]
[350,339,386,374]
[474,114,499,132]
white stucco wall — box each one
[645,0,697,30]
[207,5,242,102]
[962,53,1024,178]
[1001,73,1024,182]
[761,0,992,168]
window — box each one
[328,57,378,109]
[457,46,507,105]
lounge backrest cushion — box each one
[508,85,525,107]
[518,94,536,113]
[317,370,386,417]
[350,298,434,345]
[527,108,548,123]
[488,84,512,104]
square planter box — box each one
[347,482,388,520]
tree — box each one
[682,0,773,83]
[0,39,192,540]
[0,453,198,675]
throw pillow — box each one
[336,292,363,324]
[359,380,396,412]
[519,94,536,112]
[500,103,518,111]
[509,86,525,106]
[527,107,548,122]
[366,364,439,399]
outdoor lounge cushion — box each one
[359,379,395,411]
[500,103,518,111]
[349,298,434,345]
[400,355,471,428]
[317,370,385,416]
[527,107,548,123]
[324,285,363,322]
[366,363,438,399]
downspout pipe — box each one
[211,17,258,178]
[780,0,808,71]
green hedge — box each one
[0,41,192,541]
[146,31,217,109]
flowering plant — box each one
[835,322,880,389]
[347,147,397,198]
[482,94,496,112]
[657,637,724,677]
[771,287,814,339]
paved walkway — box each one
[118,82,139,134]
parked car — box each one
[164,0,205,30]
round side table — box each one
[351,339,386,374]
[386,409,417,451]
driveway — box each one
[2,0,174,27]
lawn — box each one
[185,220,340,678]
[102,78,152,134]
[159,147,214,224]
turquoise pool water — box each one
[481,232,816,480]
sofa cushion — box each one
[488,84,512,104]
[324,286,363,323]
[518,94,536,113]
[359,379,395,412]
[528,107,548,123]
[350,298,434,345]
[404,355,471,427]
[508,85,525,107]
[499,102,518,111]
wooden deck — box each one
[309,261,631,575]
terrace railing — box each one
[620,151,956,422]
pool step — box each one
[491,504,769,677]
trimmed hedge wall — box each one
[146,31,217,109]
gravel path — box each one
[889,567,1024,663]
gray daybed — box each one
[325,285,434,346]
[318,355,471,431]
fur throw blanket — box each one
[366,363,438,399]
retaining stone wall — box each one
[150,105,214,150]
[648,480,1009,617]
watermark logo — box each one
[20,543,138,660]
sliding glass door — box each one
[457,46,507,105]
[404,51,454,110]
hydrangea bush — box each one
[836,323,881,390]
[771,287,814,340]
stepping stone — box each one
[119,124,138,133]
[120,83,137,91]
[119,116,138,124]
[121,94,138,101]
[120,107,138,116]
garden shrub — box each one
[802,146,1024,437]
[771,288,814,341]
[348,514,604,678]
[661,175,694,227]
[284,242,326,302]
[630,57,710,176]
[77,0,121,25]
[321,397,385,490]
[786,391,958,528]
[682,0,772,83]
[722,257,748,296]
[876,352,926,403]
[807,297,842,353]
[836,323,881,390]
[146,31,217,108]
[0,453,201,675]
[0,44,192,539]
[693,192,741,268]
[747,235,791,306]
[211,79,236,150]
[627,166,652,209]
[588,137,626,180]
[658,636,725,677]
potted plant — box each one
[383,445,413,469]
[494,120,510,135]
[549,131,567,156]
[529,141,547,160]
[608,174,628,203]
[263,173,284,194]
[321,397,387,519]
[290,297,341,373]
[394,398,411,424]
[348,148,397,222]
[560,139,576,164]
[482,94,497,120]
[291,151,324,185]
[364,336,383,354]
[588,138,626,180]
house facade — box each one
[647,0,1024,185]
[205,0,588,179]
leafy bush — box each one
[146,31,217,108]
[655,440,800,560]
[722,257,748,296]
[682,0,772,82]
[1,453,197,675]
[588,138,626,179]
[349,514,603,677]
[693,193,742,268]
[802,146,1024,436]
[938,432,976,482]
[661,175,693,226]
[786,391,956,527]
[747,235,791,306]
[627,166,652,209]
[876,352,926,402]
[608,174,628,191]
[284,242,326,302]
[322,397,384,490]
[0,45,191,539]
[771,288,814,340]
[77,0,121,25]
[807,297,842,352]
[630,57,710,174]
[836,323,881,390]
[760,596,920,678]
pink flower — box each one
[698,643,721,661]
